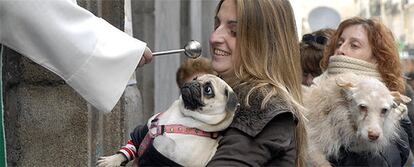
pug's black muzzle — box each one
[181,81,205,110]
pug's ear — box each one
[336,77,355,101]
[225,89,239,112]
[391,91,412,104]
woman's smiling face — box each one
[209,0,237,80]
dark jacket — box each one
[208,85,298,166]
[328,132,410,167]
[404,83,414,152]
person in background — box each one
[407,72,414,90]
[207,0,307,166]
[176,57,217,88]
[300,28,335,86]
[312,17,412,166]
[0,0,152,112]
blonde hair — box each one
[217,0,307,166]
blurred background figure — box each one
[176,57,217,89]
[408,71,414,90]
[300,1,414,80]
[300,28,335,86]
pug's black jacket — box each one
[207,84,298,166]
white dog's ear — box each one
[336,77,355,89]
[336,77,355,101]
[391,91,412,104]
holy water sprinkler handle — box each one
[152,49,185,56]
[153,40,202,59]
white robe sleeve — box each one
[0,0,146,112]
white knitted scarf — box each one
[313,55,382,84]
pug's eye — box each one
[203,81,215,98]
[204,86,213,95]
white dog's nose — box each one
[368,130,380,140]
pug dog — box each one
[97,74,238,167]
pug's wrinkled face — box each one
[180,74,238,126]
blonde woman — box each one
[207,0,307,166]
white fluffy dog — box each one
[96,74,238,167]
[303,73,411,166]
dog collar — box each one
[137,112,219,158]
[154,124,219,139]
[149,112,219,139]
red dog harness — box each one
[119,112,219,162]
[138,112,219,157]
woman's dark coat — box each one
[208,85,298,166]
